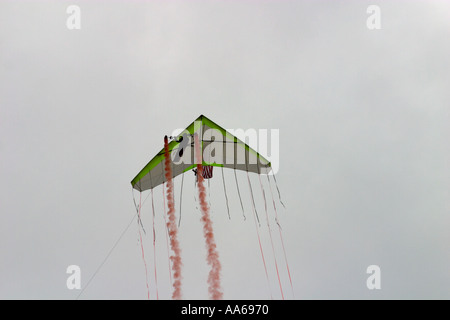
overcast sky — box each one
[0,0,449,299]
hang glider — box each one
[131,115,272,192]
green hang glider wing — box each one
[131,114,272,192]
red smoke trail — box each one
[194,133,223,300]
[138,193,150,300]
[164,136,183,300]
[162,183,173,288]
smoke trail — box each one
[194,133,223,300]
[164,136,183,300]
[162,183,173,288]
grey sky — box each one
[0,0,449,299]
